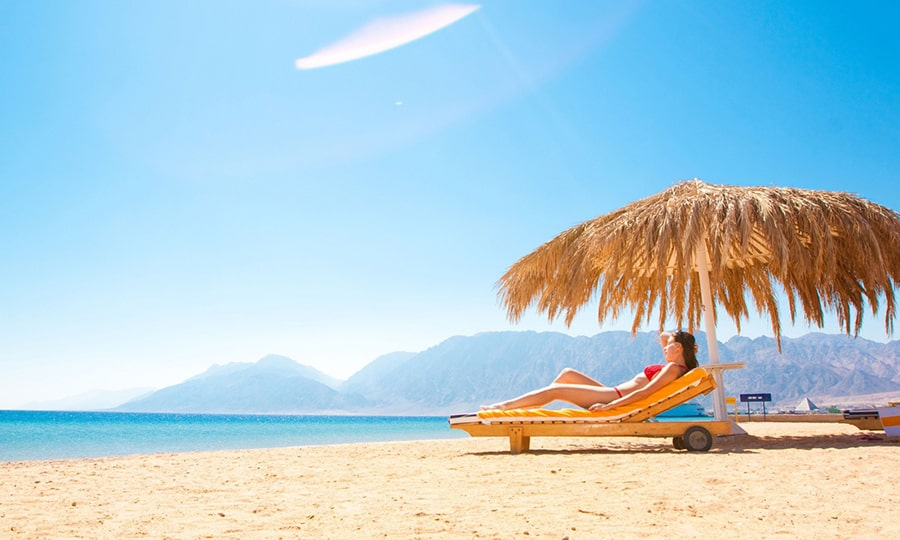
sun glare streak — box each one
[295,3,481,70]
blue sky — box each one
[1,1,898,408]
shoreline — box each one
[0,411,465,462]
[736,412,847,422]
[1,422,897,538]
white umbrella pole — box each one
[696,240,728,421]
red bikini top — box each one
[643,363,689,380]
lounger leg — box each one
[508,427,530,454]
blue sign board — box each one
[740,393,772,402]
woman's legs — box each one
[552,368,605,386]
[482,383,618,410]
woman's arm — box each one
[589,364,681,411]
[659,331,672,348]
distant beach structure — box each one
[793,397,819,412]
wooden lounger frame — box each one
[840,409,887,431]
[450,364,744,453]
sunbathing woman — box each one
[481,331,699,412]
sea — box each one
[0,410,467,462]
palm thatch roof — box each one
[497,179,900,345]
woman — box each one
[481,331,699,412]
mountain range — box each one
[110,331,900,414]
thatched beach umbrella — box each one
[498,179,900,420]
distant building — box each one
[794,397,819,412]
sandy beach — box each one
[1,422,896,539]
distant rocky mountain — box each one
[338,351,417,411]
[717,333,900,406]
[113,332,900,414]
[184,354,343,389]
[116,354,367,413]
[340,331,664,414]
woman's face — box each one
[663,335,683,362]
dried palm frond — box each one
[497,179,900,347]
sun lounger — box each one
[876,406,900,439]
[449,364,744,453]
[841,406,900,434]
[840,408,884,431]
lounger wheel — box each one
[672,436,685,450]
[682,426,713,452]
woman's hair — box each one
[673,330,699,370]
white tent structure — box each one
[794,397,819,412]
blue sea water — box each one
[0,410,466,462]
